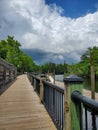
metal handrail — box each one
[71,91,98,112]
[71,90,98,130]
[43,80,64,93]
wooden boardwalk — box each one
[0,74,57,130]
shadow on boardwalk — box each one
[0,78,17,95]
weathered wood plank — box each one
[0,74,57,130]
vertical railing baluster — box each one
[52,88,54,114]
[56,91,58,122]
[50,87,51,111]
[63,94,64,130]
[48,85,49,109]
[92,112,96,130]
[59,92,61,128]
[57,91,58,123]
[85,106,88,130]
[55,90,57,121]
[49,87,50,111]
[54,89,56,120]
[51,87,52,113]
[60,92,62,129]
[53,88,55,115]
[56,90,58,122]
[48,86,49,109]
[59,92,60,126]
[45,85,46,104]
[79,102,82,130]
[59,92,60,125]
[45,85,46,105]
[45,85,47,105]
[61,93,63,130]
[58,91,59,123]
[46,85,48,107]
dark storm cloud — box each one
[22,49,79,64]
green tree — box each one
[0,36,37,73]
[0,40,8,59]
[69,46,98,77]
[81,46,98,77]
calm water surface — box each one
[55,74,98,93]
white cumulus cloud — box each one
[0,0,98,63]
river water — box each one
[55,74,98,93]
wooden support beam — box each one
[64,75,83,130]
[40,75,46,103]
[40,76,43,103]
[34,78,36,91]
[90,51,95,99]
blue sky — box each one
[0,0,98,64]
[45,0,98,18]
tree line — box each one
[40,46,98,78]
[0,36,98,77]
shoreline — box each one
[55,81,98,101]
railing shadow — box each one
[0,78,17,95]
[0,58,17,95]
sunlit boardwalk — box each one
[0,74,57,130]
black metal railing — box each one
[71,91,98,130]
[28,74,64,130]
[28,73,98,130]
[31,75,34,85]
[42,80,64,130]
[0,58,17,94]
[35,77,40,96]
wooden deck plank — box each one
[0,74,57,130]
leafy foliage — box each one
[0,36,37,73]
[69,46,98,77]
[40,62,68,75]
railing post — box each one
[34,77,36,91]
[53,69,55,84]
[9,70,11,81]
[29,74,32,83]
[63,75,83,130]
[30,74,33,84]
[3,66,6,85]
[40,74,46,103]
[90,51,95,99]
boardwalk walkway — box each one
[0,74,57,130]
